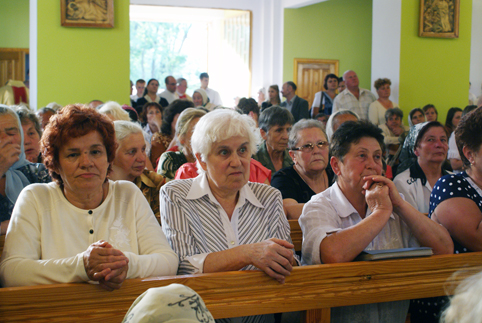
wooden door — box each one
[294,58,338,110]
[0,48,29,87]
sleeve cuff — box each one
[186,253,210,273]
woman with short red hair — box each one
[0,104,178,289]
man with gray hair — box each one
[176,77,192,101]
[332,70,376,120]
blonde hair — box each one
[441,270,482,323]
[175,108,207,148]
[99,101,130,121]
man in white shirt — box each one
[159,76,179,104]
[332,70,376,120]
[200,72,222,106]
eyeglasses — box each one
[291,141,329,152]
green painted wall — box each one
[0,0,29,48]
[283,0,373,89]
[399,1,472,117]
[36,0,130,108]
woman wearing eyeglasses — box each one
[271,119,334,219]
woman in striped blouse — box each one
[160,109,295,323]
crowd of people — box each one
[1,69,482,323]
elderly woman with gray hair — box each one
[160,108,295,323]
[111,120,165,222]
[271,119,334,219]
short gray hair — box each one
[258,105,294,132]
[191,109,261,169]
[113,120,144,143]
[325,110,359,140]
[289,119,327,149]
[15,106,42,137]
[99,101,130,121]
[0,105,20,122]
[0,105,23,143]
[385,107,403,122]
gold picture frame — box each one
[61,0,114,28]
[419,0,459,38]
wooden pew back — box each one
[1,252,481,323]
[289,219,302,252]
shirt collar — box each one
[135,170,156,188]
[409,160,451,186]
[330,182,394,219]
[186,172,264,209]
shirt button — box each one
[88,210,93,215]
[89,229,94,234]
[230,241,235,245]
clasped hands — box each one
[83,240,129,291]
[362,175,404,214]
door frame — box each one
[293,58,339,84]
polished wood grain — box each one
[289,219,302,252]
[0,252,480,322]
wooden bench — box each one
[1,252,481,323]
[289,219,302,251]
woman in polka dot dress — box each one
[410,106,482,323]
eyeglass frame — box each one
[290,140,329,153]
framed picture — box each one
[419,0,459,38]
[61,0,114,28]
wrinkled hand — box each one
[364,180,392,214]
[0,139,21,176]
[245,238,294,284]
[83,240,129,285]
[99,263,129,291]
[364,175,404,208]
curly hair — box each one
[373,78,391,90]
[455,106,482,167]
[40,104,117,185]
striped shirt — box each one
[160,173,291,323]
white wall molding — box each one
[470,0,482,98]
[29,0,37,110]
[371,0,402,103]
